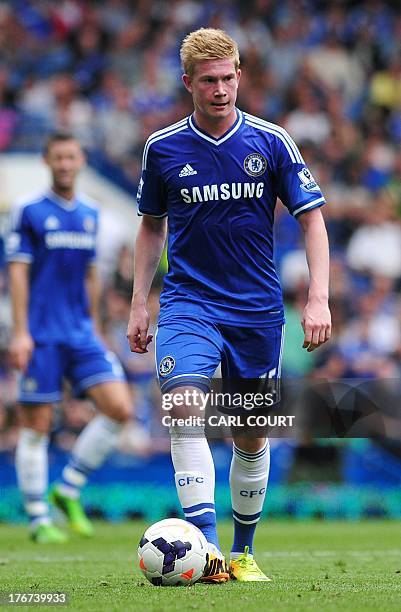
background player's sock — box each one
[15,428,50,528]
[171,427,220,549]
[57,415,123,498]
[229,441,270,558]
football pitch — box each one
[0,520,400,612]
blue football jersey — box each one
[137,109,326,327]
[6,190,98,343]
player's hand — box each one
[127,304,153,354]
[301,299,331,352]
[9,331,34,371]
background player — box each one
[127,28,331,581]
[7,132,132,543]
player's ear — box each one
[182,74,193,93]
[74,141,86,167]
[237,68,241,83]
[42,146,51,166]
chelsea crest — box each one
[243,153,267,177]
[159,355,176,376]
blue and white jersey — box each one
[6,190,99,343]
[137,109,326,327]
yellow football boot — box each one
[229,546,271,582]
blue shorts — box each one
[156,317,285,394]
[19,337,125,404]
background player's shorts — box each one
[155,316,284,395]
[19,337,125,404]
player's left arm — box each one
[297,207,331,352]
[86,263,102,333]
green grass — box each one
[0,520,400,611]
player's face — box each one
[183,59,241,125]
[44,139,85,192]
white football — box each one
[137,518,208,586]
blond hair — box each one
[180,28,240,77]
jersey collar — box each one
[46,189,78,210]
[189,108,243,146]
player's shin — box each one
[15,428,50,528]
[57,414,123,498]
[50,415,124,537]
[170,425,219,549]
[229,440,270,558]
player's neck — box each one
[51,185,75,202]
[193,108,237,139]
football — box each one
[137,518,208,586]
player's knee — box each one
[165,386,207,419]
[90,382,132,422]
[18,404,52,434]
[233,436,267,454]
[115,403,131,423]
[104,398,131,423]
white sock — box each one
[58,415,123,498]
[171,426,219,548]
[230,440,270,557]
[15,428,49,526]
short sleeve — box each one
[5,204,35,263]
[137,142,167,218]
[274,131,326,218]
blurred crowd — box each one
[1,0,401,455]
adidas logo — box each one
[44,215,60,230]
[179,164,197,177]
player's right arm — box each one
[6,203,36,371]
[127,215,167,353]
[127,137,168,354]
[8,261,34,371]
